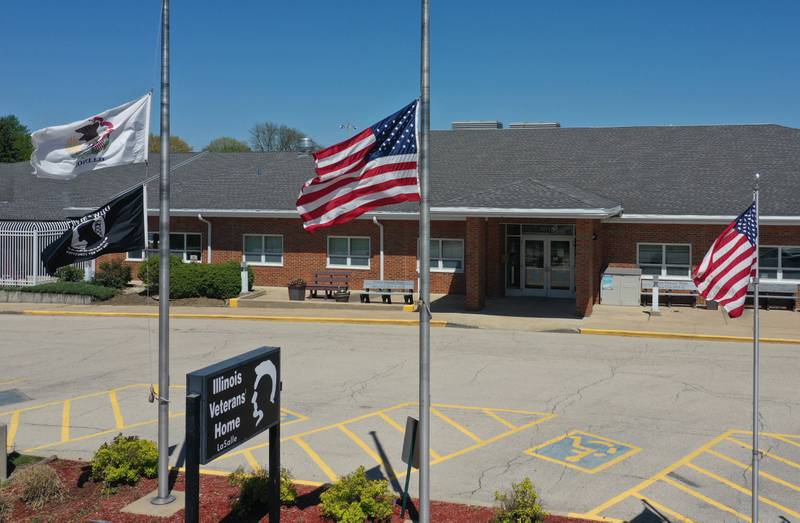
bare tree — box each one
[249,121,310,152]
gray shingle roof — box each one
[0,124,798,221]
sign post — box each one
[185,347,281,522]
[400,417,420,518]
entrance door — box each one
[523,239,546,295]
[521,237,574,297]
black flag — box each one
[41,185,145,275]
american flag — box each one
[693,202,759,318]
[296,100,419,232]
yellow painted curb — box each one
[580,328,800,345]
[402,304,414,312]
[20,309,448,328]
[228,298,238,308]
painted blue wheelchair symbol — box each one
[526,430,640,473]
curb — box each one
[18,309,449,328]
[579,328,800,345]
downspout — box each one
[372,217,384,280]
[197,214,211,263]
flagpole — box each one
[751,172,761,521]
[418,0,431,522]
[142,182,149,257]
[152,0,174,506]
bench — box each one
[641,279,699,307]
[360,279,415,304]
[747,282,798,311]
[307,271,350,298]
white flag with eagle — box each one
[30,93,151,180]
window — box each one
[126,232,202,262]
[759,246,800,281]
[244,234,283,266]
[327,236,370,269]
[637,243,691,277]
[427,238,464,272]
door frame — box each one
[508,235,575,298]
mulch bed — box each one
[1,459,597,522]
[101,293,226,307]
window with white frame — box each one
[126,232,202,262]
[637,243,691,277]
[327,236,370,268]
[244,234,283,266]
[759,246,800,281]
[419,238,464,272]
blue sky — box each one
[2,1,799,150]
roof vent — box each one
[451,120,503,130]
[508,122,561,129]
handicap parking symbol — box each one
[525,430,640,473]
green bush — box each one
[493,477,546,523]
[138,256,243,299]
[5,282,117,300]
[94,260,132,289]
[12,464,65,510]
[90,435,158,491]
[320,466,394,522]
[228,467,297,515]
[55,265,84,282]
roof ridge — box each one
[534,179,618,208]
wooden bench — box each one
[747,282,798,311]
[360,279,415,304]
[307,271,350,298]
[641,279,699,307]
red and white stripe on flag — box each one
[692,202,759,318]
[296,101,419,232]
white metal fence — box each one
[0,221,94,286]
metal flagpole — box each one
[142,182,149,259]
[751,172,761,521]
[152,0,175,506]
[418,0,431,521]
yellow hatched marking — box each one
[338,424,382,465]
[108,390,124,429]
[685,462,800,519]
[636,494,695,522]
[707,448,800,494]
[60,400,71,442]
[0,378,21,387]
[243,450,261,471]
[726,435,800,471]
[431,407,482,443]
[482,409,516,430]
[763,433,800,449]
[292,437,338,482]
[662,476,750,521]
[0,383,149,417]
[6,411,20,451]
[377,411,442,460]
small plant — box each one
[90,435,158,491]
[287,278,306,287]
[55,265,84,282]
[228,466,297,515]
[0,489,13,521]
[12,463,65,510]
[94,260,132,289]
[320,466,394,522]
[493,477,546,523]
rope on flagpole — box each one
[751,172,762,522]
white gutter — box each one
[197,214,212,262]
[372,217,384,280]
[605,214,800,225]
[430,206,624,219]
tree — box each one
[204,136,251,152]
[249,122,309,152]
[148,134,193,153]
[0,115,34,162]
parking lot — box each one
[1,313,799,521]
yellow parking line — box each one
[636,494,695,523]
[108,390,124,429]
[0,383,149,417]
[685,462,800,519]
[706,448,800,494]
[376,411,442,460]
[429,402,551,417]
[482,409,517,430]
[243,450,261,471]
[292,437,338,482]
[763,433,800,449]
[726,435,800,471]
[338,424,382,465]
[6,411,19,451]
[0,378,21,387]
[60,400,71,442]
[431,407,482,443]
[661,476,750,521]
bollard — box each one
[1,423,7,481]
[651,275,660,315]
[240,259,249,295]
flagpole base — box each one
[150,494,176,506]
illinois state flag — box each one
[30,93,151,180]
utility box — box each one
[600,267,642,306]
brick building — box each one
[2,123,799,316]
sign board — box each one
[401,416,420,469]
[601,275,614,290]
[187,346,280,464]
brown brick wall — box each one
[465,217,488,310]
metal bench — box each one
[360,279,415,304]
[306,271,350,298]
[747,282,798,311]
[641,278,698,307]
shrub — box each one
[320,466,393,522]
[11,282,117,300]
[138,256,242,299]
[204,262,242,299]
[94,260,132,289]
[90,435,158,491]
[0,490,12,521]
[228,467,297,515]
[493,477,546,523]
[12,464,65,510]
[55,265,84,282]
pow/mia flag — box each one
[41,185,145,275]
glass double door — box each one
[522,236,574,297]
